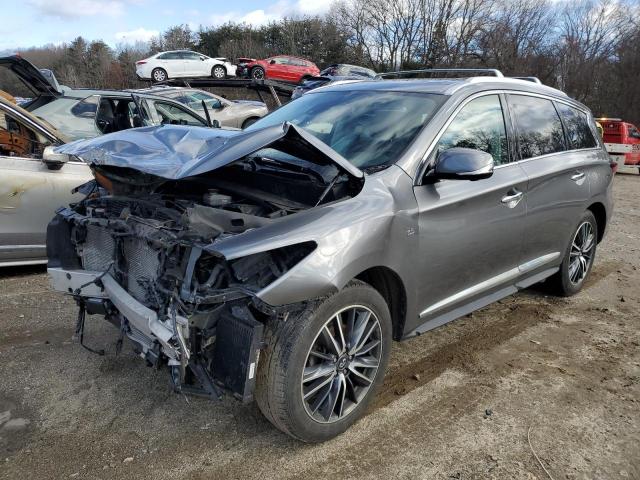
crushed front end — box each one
[46,123,363,403]
[48,189,315,401]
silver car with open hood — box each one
[47,73,613,442]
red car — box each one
[237,55,320,84]
[597,118,640,166]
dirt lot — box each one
[1,174,638,480]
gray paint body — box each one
[211,78,613,338]
[48,77,614,339]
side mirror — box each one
[269,59,276,65]
[43,145,70,170]
[211,119,221,128]
[433,147,494,181]
[200,56,206,61]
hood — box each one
[54,122,363,180]
[0,56,61,99]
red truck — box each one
[597,118,640,170]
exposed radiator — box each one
[80,225,115,272]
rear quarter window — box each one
[509,94,566,159]
[555,103,597,150]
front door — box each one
[0,106,90,265]
[412,94,528,332]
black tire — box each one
[251,67,265,80]
[151,68,167,83]
[241,117,259,129]
[255,280,392,443]
[548,210,598,296]
[211,65,226,79]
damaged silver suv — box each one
[47,74,613,442]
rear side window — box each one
[157,52,181,60]
[435,94,509,165]
[509,94,566,159]
[555,103,597,149]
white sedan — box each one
[136,50,237,82]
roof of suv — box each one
[313,77,569,99]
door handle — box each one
[501,190,523,208]
[571,171,586,181]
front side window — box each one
[555,103,597,150]
[509,94,566,159]
[0,109,51,158]
[434,95,509,165]
[247,91,446,169]
[153,101,207,127]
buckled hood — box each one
[55,122,364,181]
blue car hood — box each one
[55,122,363,180]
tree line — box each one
[14,0,640,124]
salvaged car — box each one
[47,73,613,442]
[0,56,214,141]
[237,55,319,83]
[135,86,268,128]
[136,50,237,82]
[291,64,378,99]
[0,95,91,266]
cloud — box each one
[208,0,335,26]
[28,0,126,18]
[114,27,159,43]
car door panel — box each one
[413,163,528,328]
[0,157,90,263]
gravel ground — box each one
[1,174,638,480]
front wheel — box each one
[548,210,598,296]
[255,280,392,442]
[251,67,265,80]
[211,65,226,79]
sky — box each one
[0,0,334,52]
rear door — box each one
[0,102,90,265]
[508,94,594,265]
[413,93,528,330]
[157,52,183,77]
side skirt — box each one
[402,266,558,339]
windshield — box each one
[246,90,445,169]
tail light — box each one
[136,60,147,65]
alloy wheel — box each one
[301,305,383,424]
[569,221,595,285]
[252,68,265,80]
[213,66,225,79]
[153,69,166,82]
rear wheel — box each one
[211,65,226,79]
[255,280,392,442]
[548,210,597,296]
[151,68,167,82]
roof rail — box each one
[376,68,504,79]
[511,76,542,84]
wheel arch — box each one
[355,266,407,341]
[587,202,607,243]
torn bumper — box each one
[48,267,181,360]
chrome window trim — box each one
[415,89,596,185]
